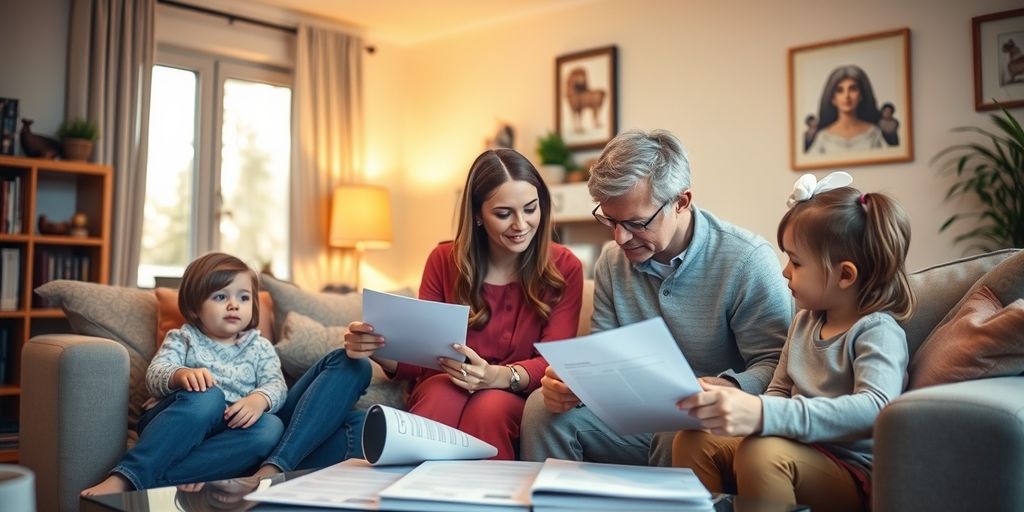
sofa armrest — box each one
[874,376,1024,512]
[21,334,130,512]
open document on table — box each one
[361,288,468,368]
[534,317,704,435]
[246,458,414,510]
[377,460,542,512]
[531,458,713,511]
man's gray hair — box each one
[587,129,690,204]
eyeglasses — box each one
[592,199,672,233]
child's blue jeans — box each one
[262,349,373,471]
[113,386,284,490]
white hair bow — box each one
[786,171,853,208]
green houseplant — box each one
[934,106,1024,252]
[536,131,580,184]
[57,118,99,161]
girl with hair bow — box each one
[672,171,915,512]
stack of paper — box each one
[246,459,413,510]
[249,458,714,511]
[530,459,713,511]
[377,460,541,512]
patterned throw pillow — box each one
[34,280,159,429]
[276,311,407,410]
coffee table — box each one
[81,471,810,511]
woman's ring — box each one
[460,368,468,378]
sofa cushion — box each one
[260,274,363,341]
[34,280,158,429]
[154,288,276,347]
[901,249,1020,355]
[909,285,1024,389]
[276,311,407,410]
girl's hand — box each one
[676,381,764,437]
[224,393,268,429]
[344,321,385,359]
[439,344,505,393]
[173,367,215,392]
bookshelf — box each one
[0,155,112,462]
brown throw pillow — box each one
[909,285,1024,389]
[154,288,275,347]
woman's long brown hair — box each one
[453,149,565,329]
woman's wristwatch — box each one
[506,364,523,392]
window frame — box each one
[142,45,293,283]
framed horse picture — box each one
[973,8,1024,111]
[556,46,618,151]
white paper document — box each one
[362,404,498,465]
[245,458,414,510]
[377,460,542,512]
[534,317,703,435]
[361,288,468,368]
[530,458,713,511]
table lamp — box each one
[329,184,393,289]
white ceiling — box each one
[251,0,593,45]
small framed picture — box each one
[973,8,1024,111]
[789,28,913,171]
[556,45,618,151]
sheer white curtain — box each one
[65,0,154,287]
[290,24,365,291]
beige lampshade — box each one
[329,185,393,248]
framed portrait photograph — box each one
[789,28,913,171]
[556,45,618,151]
[973,8,1024,111]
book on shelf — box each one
[0,97,17,156]
[33,249,93,307]
[0,176,23,234]
[0,326,8,384]
[0,247,20,310]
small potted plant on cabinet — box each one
[57,118,99,161]
[537,131,576,185]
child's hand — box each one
[173,368,215,392]
[225,393,268,429]
[677,381,764,437]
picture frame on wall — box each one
[789,28,912,171]
[973,8,1024,111]
[556,45,617,151]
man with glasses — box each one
[520,129,792,466]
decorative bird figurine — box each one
[20,119,61,159]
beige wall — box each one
[364,0,1024,289]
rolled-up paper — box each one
[362,404,498,465]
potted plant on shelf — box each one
[933,106,1024,252]
[536,131,576,185]
[57,118,99,161]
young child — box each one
[672,172,915,512]
[82,253,287,495]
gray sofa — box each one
[19,251,1024,511]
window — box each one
[138,50,291,288]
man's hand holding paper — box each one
[534,317,705,435]
[539,366,581,413]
